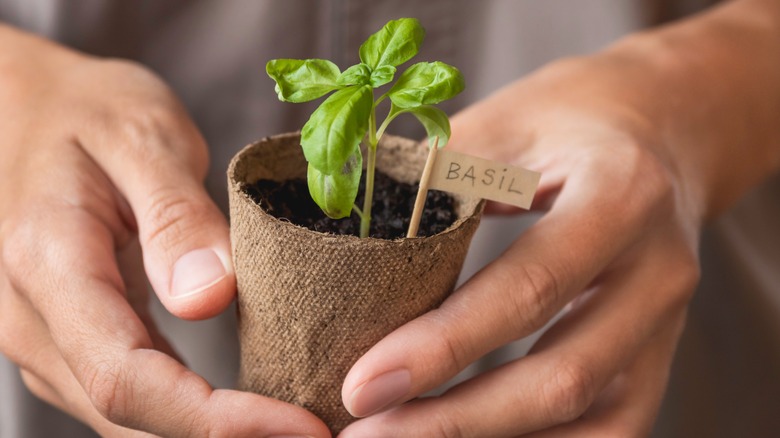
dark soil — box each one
[243,171,457,239]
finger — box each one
[14,314,159,437]
[341,231,696,436]
[19,355,152,438]
[18,370,71,417]
[0,267,124,433]
[342,142,678,417]
[3,211,330,437]
[522,313,685,438]
[5,263,195,437]
[76,93,234,320]
[1,267,67,411]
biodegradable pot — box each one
[228,132,484,433]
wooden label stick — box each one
[407,137,440,238]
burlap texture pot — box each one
[228,132,484,433]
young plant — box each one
[266,18,464,238]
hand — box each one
[339,55,701,437]
[0,26,329,438]
[341,2,780,434]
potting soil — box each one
[244,172,457,239]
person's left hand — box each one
[338,55,701,437]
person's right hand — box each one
[0,25,330,438]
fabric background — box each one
[0,1,777,437]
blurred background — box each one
[1,1,777,437]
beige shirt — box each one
[1,1,777,437]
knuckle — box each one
[204,420,241,438]
[1,216,39,288]
[113,107,177,158]
[510,262,561,333]
[634,147,674,198]
[667,246,701,305]
[642,163,676,217]
[422,312,472,376]
[19,370,56,403]
[83,361,130,425]
[114,108,209,180]
[1,208,94,295]
[437,334,469,377]
[91,60,209,176]
[540,357,595,423]
[141,188,210,251]
[602,142,677,225]
[676,249,701,288]
[430,408,468,438]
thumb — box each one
[83,113,235,321]
[134,173,235,320]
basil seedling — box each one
[267,18,464,238]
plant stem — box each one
[376,114,393,142]
[361,146,377,238]
[375,105,402,142]
[360,101,379,238]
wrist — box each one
[584,2,780,220]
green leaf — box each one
[307,151,362,219]
[369,65,396,88]
[266,59,342,102]
[338,63,372,86]
[388,61,464,109]
[388,104,451,147]
[359,18,425,70]
[301,85,373,174]
[407,105,451,147]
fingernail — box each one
[348,369,411,417]
[170,248,227,297]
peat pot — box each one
[227,132,484,432]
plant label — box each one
[428,149,541,209]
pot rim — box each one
[228,132,485,246]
